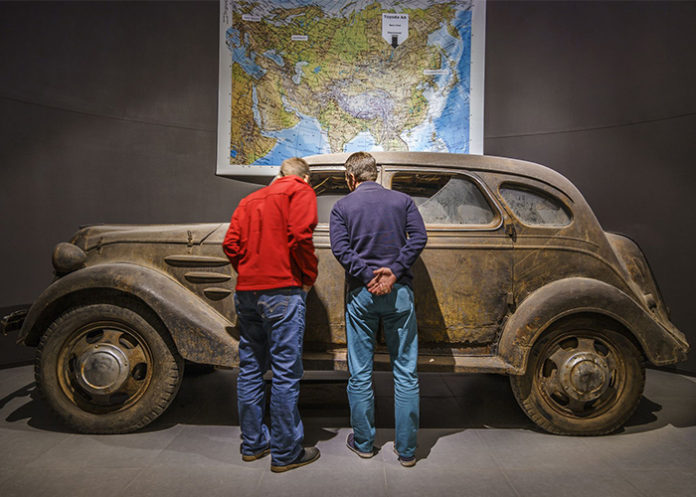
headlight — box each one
[52,242,86,275]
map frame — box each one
[216,0,486,177]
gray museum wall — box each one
[0,1,694,372]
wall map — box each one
[217,0,486,175]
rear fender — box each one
[498,277,688,373]
[605,232,669,321]
[19,263,239,367]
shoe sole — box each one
[347,441,375,459]
[270,451,320,473]
[392,448,416,467]
[242,448,270,462]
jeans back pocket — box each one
[259,294,290,320]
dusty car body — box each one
[2,152,688,435]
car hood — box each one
[71,223,225,250]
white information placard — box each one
[382,14,409,47]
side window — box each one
[391,173,496,226]
[313,172,350,224]
[500,184,571,227]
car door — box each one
[494,179,582,304]
[385,167,513,355]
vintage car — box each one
[1,152,688,436]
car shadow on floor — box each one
[2,370,694,462]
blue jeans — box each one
[345,284,419,458]
[234,288,306,466]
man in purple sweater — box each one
[329,151,427,467]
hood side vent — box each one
[165,255,229,267]
[184,272,231,284]
[203,288,232,300]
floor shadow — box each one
[0,381,35,409]
[4,385,73,433]
[621,396,663,431]
[410,258,453,364]
[3,370,692,460]
[304,284,332,352]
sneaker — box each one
[393,447,416,467]
[270,447,320,473]
[240,444,270,462]
[346,433,375,458]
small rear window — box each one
[500,185,571,227]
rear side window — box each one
[391,173,496,226]
[500,185,571,227]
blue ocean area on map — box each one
[344,132,383,153]
[433,9,471,153]
[251,91,331,165]
[253,116,332,165]
[399,8,471,154]
[227,28,265,79]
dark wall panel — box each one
[1,1,694,371]
[0,1,258,308]
[483,1,696,373]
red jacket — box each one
[222,175,318,291]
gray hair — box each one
[344,151,378,182]
[280,157,310,179]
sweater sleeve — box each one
[222,206,243,272]
[287,185,319,286]
[388,197,428,280]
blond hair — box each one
[280,157,310,179]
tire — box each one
[35,304,184,434]
[510,318,645,435]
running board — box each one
[302,351,519,374]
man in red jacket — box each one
[222,157,320,473]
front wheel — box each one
[510,319,645,435]
[35,304,184,433]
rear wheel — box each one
[510,318,645,435]
[35,304,183,433]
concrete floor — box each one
[0,365,695,497]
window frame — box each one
[383,166,504,232]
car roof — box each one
[303,152,580,201]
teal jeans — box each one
[345,284,419,458]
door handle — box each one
[505,222,517,242]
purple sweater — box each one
[329,181,427,290]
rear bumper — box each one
[1,309,28,337]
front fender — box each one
[19,263,239,367]
[498,277,689,373]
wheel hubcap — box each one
[76,343,130,395]
[57,322,153,413]
[558,352,609,402]
[536,334,622,416]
